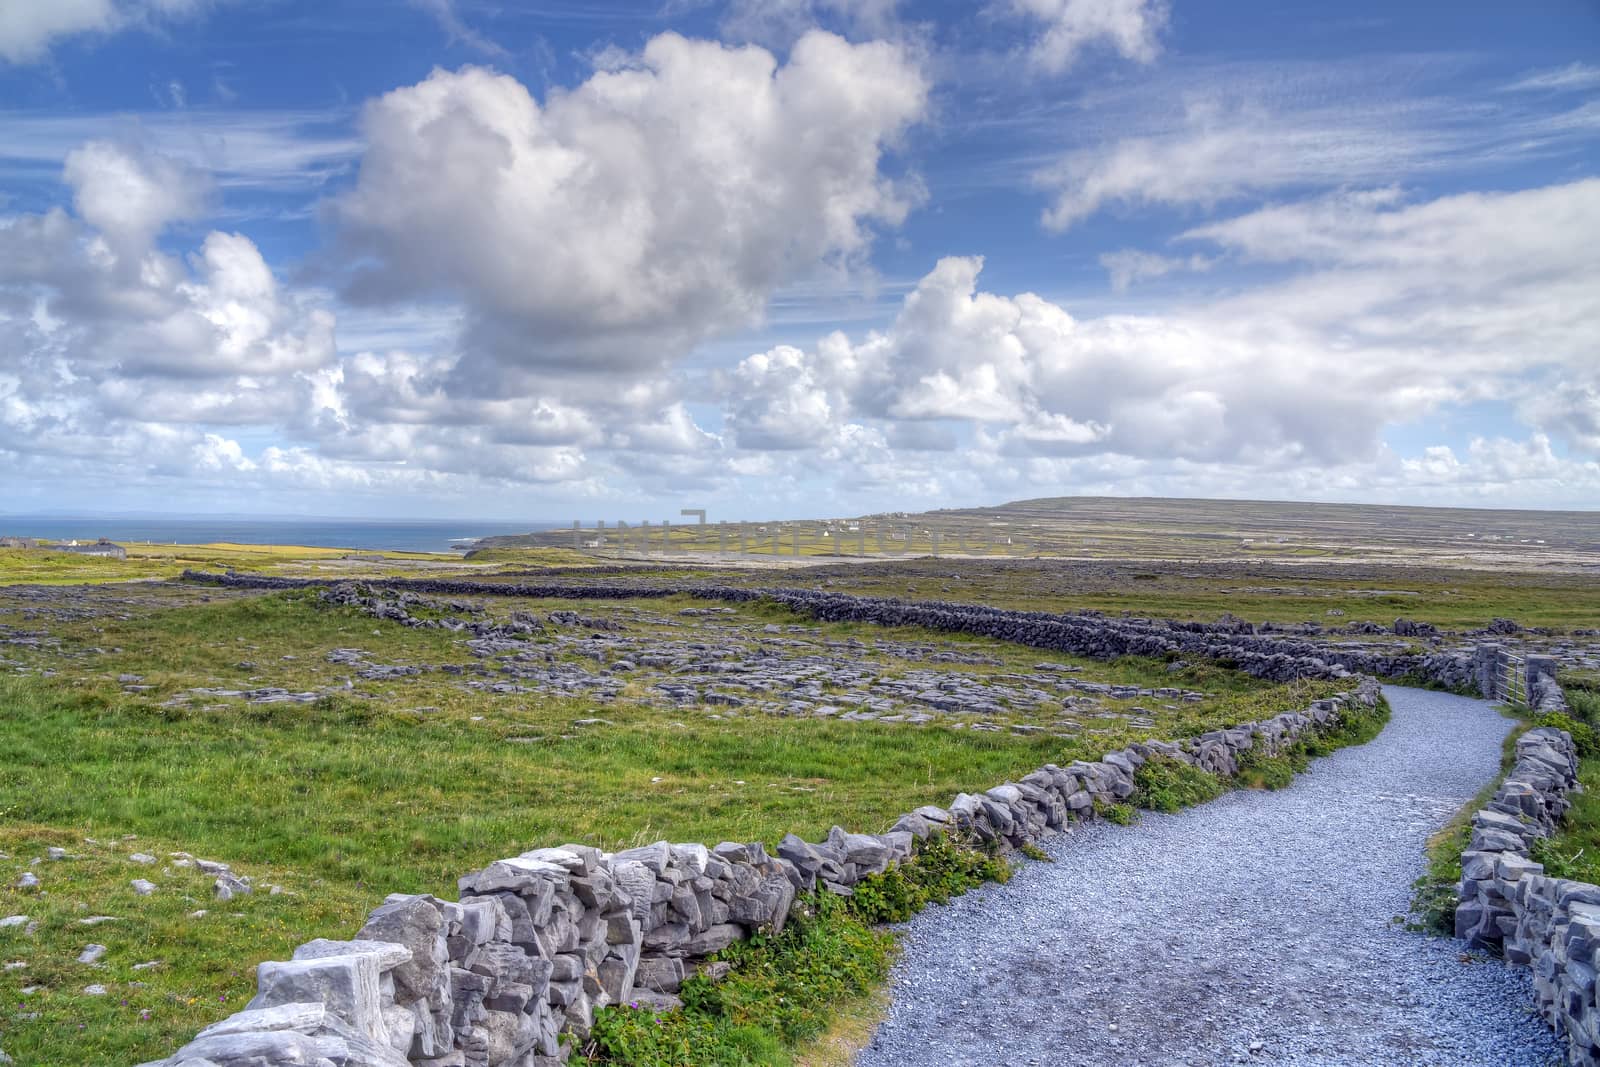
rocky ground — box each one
[146,589,1212,736]
[857,686,1566,1067]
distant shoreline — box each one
[0,518,558,554]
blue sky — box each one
[1,0,1597,521]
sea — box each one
[0,517,561,554]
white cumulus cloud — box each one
[333,30,928,387]
[0,0,217,64]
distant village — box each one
[0,536,127,559]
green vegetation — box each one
[0,827,373,1065]
[1529,687,1600,886]
[0,542,485,586]
[0,584,1356,1064]
[580,893,889,1067]
[479,496,1598,580]
[1408,816,1477,936]
[1230,697,1393,791]
[0,518,1564,1064]
[586,689,1398,1066]
[1406,687,1590,936]
[839,835,1010,925]
[579,835,1006,1066]
[1130,757,1225,813]
[1095,800,1137,825]
[0,593,1346,879]
[796,562,1600,631]
[1125,696,1392,818]
[1403,721,1523,938]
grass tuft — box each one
[1130,757,1225,813]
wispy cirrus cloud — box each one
[1504,61,1600,93]
[408,0,508,57]
[1024,55,1600,231]
[0,109,361,196]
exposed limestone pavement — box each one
[857,687,1564,1067]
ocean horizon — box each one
[0,516,559,553]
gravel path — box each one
[857,686,1564,1067]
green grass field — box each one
[0,542,596,587]
[1,519,1592,1065]
[0,585,1350,1064]
[731,560,1600,631]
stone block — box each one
[458,856,569,896]
[250,953,390,1049]
[681,923,744,958]
[634,955,684,993]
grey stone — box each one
[611,861,656,925]
[458,856,568,895]
[729,874,796,935]
[634,955,685,992]
[612,841,672,874]
[355,896,449,1031]
[681,923,744,957]
[196,1002,343,1038]
[249,953,390,1048]
[169,1031,339,1066]
[215,873,251,901]
[292,939,412,971]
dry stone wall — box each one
[184,572,1480,691]
[1455,672,1598,1065]
[140,652,1383,1067]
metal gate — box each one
[1499,650,1527,708]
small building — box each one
[52,538,128,560]
[0,536,38,549]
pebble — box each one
[77,943,106,965]
[0,915,28,929]
[14,872,38,889]
[131,878,157,895]
[82,983,107,996]
[858,688,1566,1067]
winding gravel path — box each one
[857,686,1563,1067]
